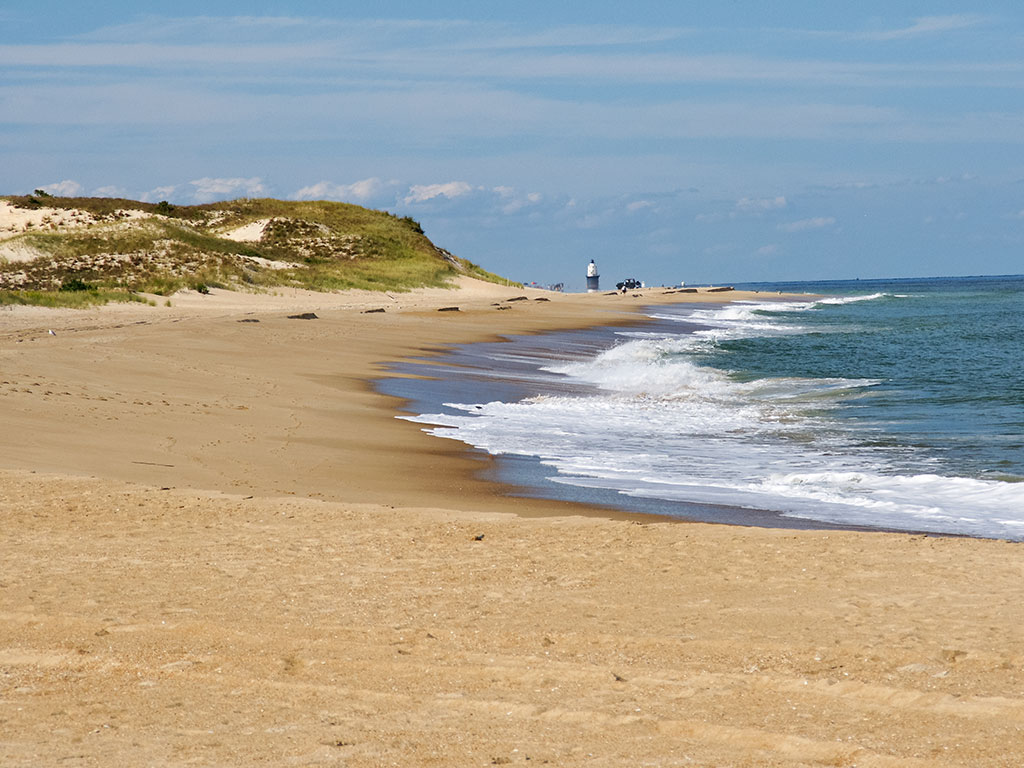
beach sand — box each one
[2,279,1022,766]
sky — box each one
[2,2,1023,288]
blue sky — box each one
[3,2,1023,287]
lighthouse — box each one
[586,259,600,293]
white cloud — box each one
[4,65,1021,146]
[818,180,879,191]
[92,185,129,198]
[403,181,474,204]
[291,177,394,202]
[755,245,779,256]
[860,15,989,41]
[494,186,542,214]
[189,177,265,203]
[141,185,178,203]
[626,200,653,212]
[695,212,726,223]
[39,179,83,196]
[778,216,836,232]
[736,196,787,213]
[80,17,686,55]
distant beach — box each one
[2,278,1023,767]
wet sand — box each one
[2,279,1023,766]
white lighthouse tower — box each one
[586,259,600,293]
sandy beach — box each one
[2,278,1023,767]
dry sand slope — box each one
[2,279,1024,767]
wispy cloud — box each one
[778,216,836,232]
[189,177,265,203]
[5,18,1022,93]
[92,184,129,197]
[493,186,542,214]
[395,182,547,217]
[858,15,990,41]
[2,13,1023,161]
[0,41,329,68]
[292,178,396,203]
[39,179,83,196]
[736,196,787,213]
[403,181,475,204]
[453,24,689,50]
[1,12,1022,285]
[80,16,687,50]
[141,185,178,203]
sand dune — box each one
[0,200,97,244]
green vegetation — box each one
[0,195,515,307]
[7,193,195,219]
[0,288,153,308]
[59,277,95,292]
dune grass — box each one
[0,288,153,308]
[5,193,199,221]
[0,195,517,305]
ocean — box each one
[379,275,1024,540]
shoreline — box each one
[0,278,778,518]
[374,313,905,536]
[378,302,961,540]
[3,278,1024,766]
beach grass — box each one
[0,288,153,308]
[0,195,516,304]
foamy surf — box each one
[400,277,1024,540]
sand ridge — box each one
[0,200,97,244]
[0,201,150,265]
[2,279,1023,766]
[218,217,271,242]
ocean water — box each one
[384,275,1024,540]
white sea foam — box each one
[650,300,816,344]
[814,292,890,305]
[403,295,1024,540]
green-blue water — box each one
[727,275,1024,482]
[395,274,1024,540]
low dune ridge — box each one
[1,278,1022,767]
[0,195,506,298]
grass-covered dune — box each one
[0,194,512,307]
